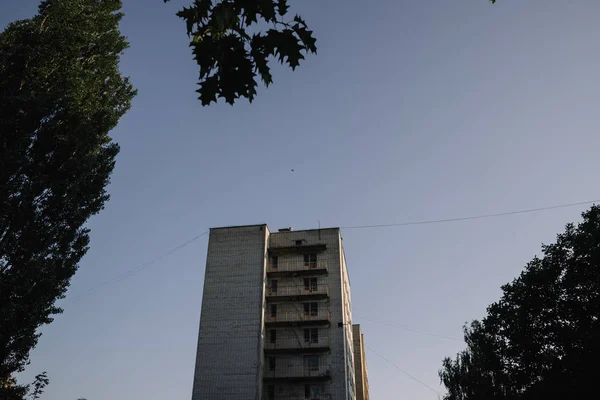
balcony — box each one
[265,310,330,327]
[264,336,330,354]
[264,396,329,400]
[268,243,327,254]
[267,260,328,277]
[263,364,331,382]
[262,384,330,400]
[263,394,330,400]
[266,285,329,301]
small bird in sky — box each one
[291,169,295,172]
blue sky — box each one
[3,0,600,399]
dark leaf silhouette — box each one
[165,0,317,105]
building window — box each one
[271,304,277,317]
[304,302,318,317]
[304,277,318,292]
[304,328,318,343]
[295,240,303,246]
[304,355,319,372]
[311,328,318,343]
[269,356,276,371]
[271,256,278,269]
[304,253,317,268]
[270,330,276,344]
[305,384,321,399]
[270,279,278,293]
[267,385,275,400]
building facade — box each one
[191,224,366,400]
[352,325,369,400]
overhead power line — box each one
[67,231,209,303]
[364,318,462,342]
[340,199,600,230]
[366,344,443,396]
[66,198,598,302]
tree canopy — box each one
[0,0,135,397]
[439,206,600,400]
[165,0,317,105]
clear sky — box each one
[3,0,600,399]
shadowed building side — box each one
[352,325,369,400]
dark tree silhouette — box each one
[440,206,600,400]
[0,0,135,397]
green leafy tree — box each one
[439,206,600,400]
[0,0,135,397]
[164,0,317,105]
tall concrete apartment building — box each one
[191,224,369,400]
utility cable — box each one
[340,199,600,230]
[66,198,599,302]
[363,318,462,341]
[67,230,209,303]
[366,344,443,396]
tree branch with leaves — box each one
[164,0,317,105]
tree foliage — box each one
[164,0,317,105]
[0,372,49,400]
[439,206,600,400]
[0,0,135,396]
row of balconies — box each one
[263,249,332,394]
[263,247,331,395]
